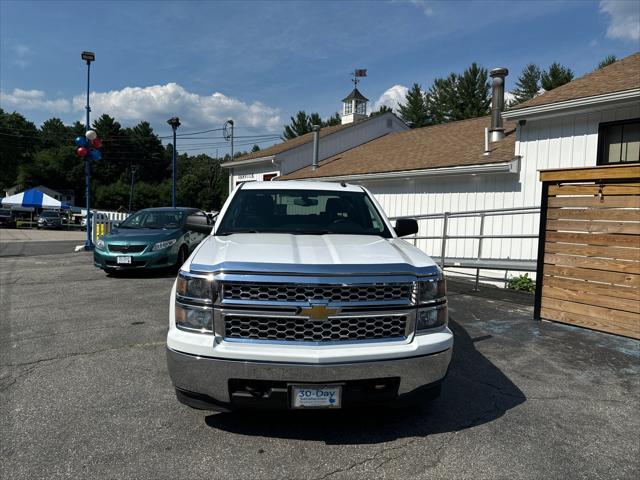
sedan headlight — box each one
[417,276,446,304]
[95,238,105,249]
[152,239,177,251]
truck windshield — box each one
[217,189,392,237]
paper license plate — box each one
[291,385,342,409]
[116,256,132,264]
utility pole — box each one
[224,119,234,160]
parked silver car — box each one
[37,211,63,229]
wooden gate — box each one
[535,164,640,339]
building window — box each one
[597,118,640,165]
[355,101,366,115]
[344,102,353,115]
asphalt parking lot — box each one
[1,245,638,479]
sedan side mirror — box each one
[185,214,213,234]
[113,222,120,228]
[394,218,418,237]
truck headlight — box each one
[176,272,216,302]
[175,304,213,333]
[417,276,446,304]
[416,305,448,333]
[152,239,177,251]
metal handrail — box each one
[389,205,541,290]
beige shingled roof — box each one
[509,52,640,111]
[282,116,516,180]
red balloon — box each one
[92,138,103,148]
[76,147,88,157]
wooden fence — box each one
[534,164,640,339]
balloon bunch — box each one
[74,130,103,160]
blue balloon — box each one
[88,149,102,161]
[75,136,88,147]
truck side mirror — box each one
[185,214,212,234]
[394,218,418,237]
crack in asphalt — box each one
[309,437,423,480]
[0,341,165,369]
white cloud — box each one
[600,0,640,41]
[71,83,281,133]
[372,84,409,113]
[0,88,71,112]
[10,44,33,68]
[407,0,435,17]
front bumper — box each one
[167,346,452,410]
[93,247,178,270]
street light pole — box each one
[128,165,137,213]
[81,51,95,250]
[167,117,181,208]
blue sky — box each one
[1,0,638,153]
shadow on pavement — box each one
[105,268,177,279]
[204,318,525,444]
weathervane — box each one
[352,68,367,86]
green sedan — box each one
[93,207,211,272]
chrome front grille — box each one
[221,283,413,304]
[224,314,408,343]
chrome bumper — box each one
[166,347,452,404]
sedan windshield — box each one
[217,189,391,237]
[119,210,185,229]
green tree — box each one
[0,109,39,190]
[251,144,261,152]
[370,105,393,117]
[597,55,617,69]
[324,112,342,126]
[541,63,574,91]
[456,63,491,119]
[283,111,312,139]
[428,73,459,124]
[510,64,541,106]
[427,63,491,123]
[40,118,71,149]
[397,83,431,128]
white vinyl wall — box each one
[355,101,640,280]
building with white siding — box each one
[281,53,640,281]
[222,87,409,191]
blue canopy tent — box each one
[1,188,71,210]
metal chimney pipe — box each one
[312,125,320,171]
[489,67,509,142]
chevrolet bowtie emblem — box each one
[301,303,340,320]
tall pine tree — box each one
[428,73,458,124]
[541,63,574,91]
[283,111,312,139]
[456,63,490,119]
[511,63,541,106]
[397,83,431,128]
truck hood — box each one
[187,234,439,276]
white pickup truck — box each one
[167,181,452,411]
